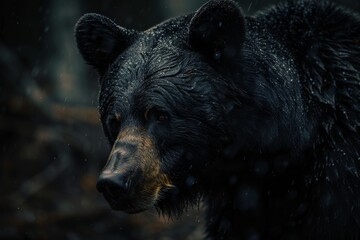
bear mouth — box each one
[101,190,150,213]
[100,184,175,214]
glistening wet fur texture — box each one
[75,0,360,239]
[255,1,360,238]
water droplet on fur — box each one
[213,51,221,60]
[185,176,195,187]
[237,185,259,211]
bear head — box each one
[75,0,246,215]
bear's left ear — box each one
[189,0,245,62]
[75,13,137,74]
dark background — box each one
[1,0,359,239]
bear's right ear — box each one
[75,13,137,74]
[189,0,245,63]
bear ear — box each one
[75,13,137,74]
[189,0,245,62]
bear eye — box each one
[145,108,169,123]
[107,113,121,140]
[158,114,168,122]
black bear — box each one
[75,0,360,239]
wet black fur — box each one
[75,0,360,239]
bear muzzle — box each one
[96,126,174,213]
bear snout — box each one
[97,125,173,213]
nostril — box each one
[96,174,129,196]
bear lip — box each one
[103,192,151,213]
[101,187,158,213]
[108,201,148,214]
[103,184,178,213]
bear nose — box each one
[96,173,129,197]
[96,141,138,196]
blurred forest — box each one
[0,0,359,239]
